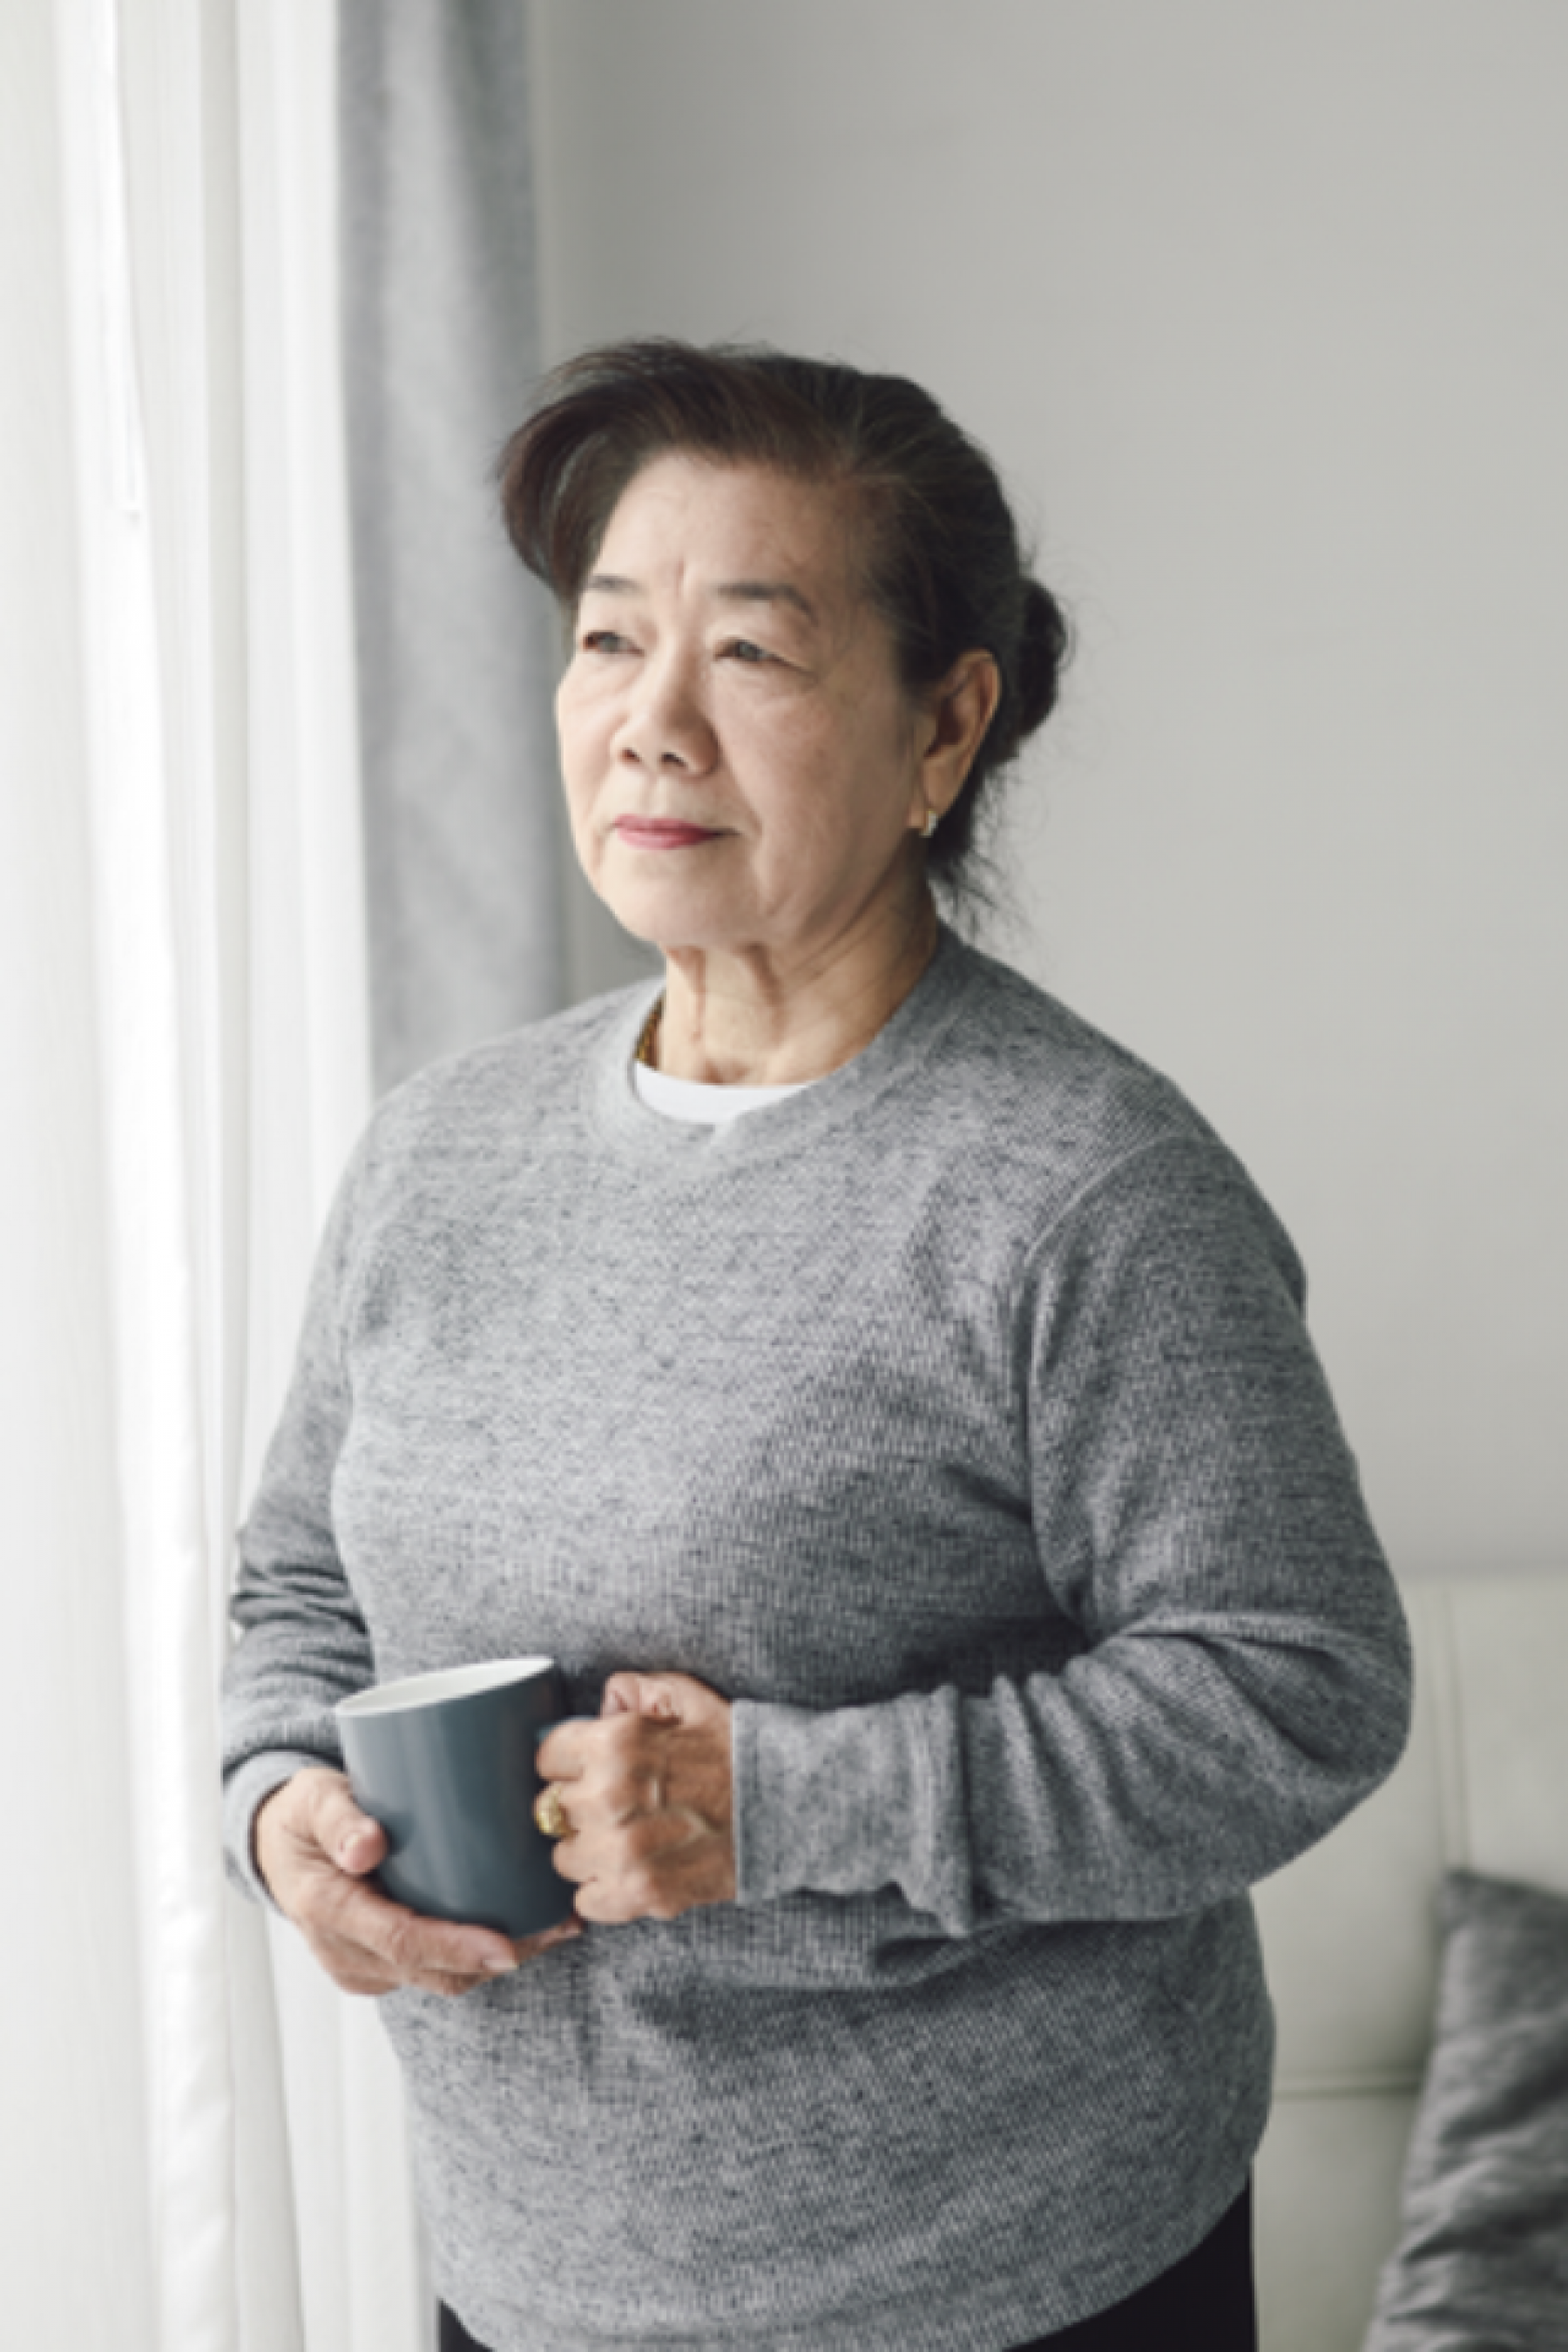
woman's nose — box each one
[612,658,717,774]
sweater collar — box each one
[586,919,980,1168]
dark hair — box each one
[497,338,1070,933]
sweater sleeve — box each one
[731,1136,1413,1936]
[220,1127,378,1907]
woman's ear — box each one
[920,651,1001,803]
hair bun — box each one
[1011,577,1071,744]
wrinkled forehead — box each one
[588,452,872,629]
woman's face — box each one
[555,452,934,961]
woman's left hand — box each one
[534,1671,736,1924]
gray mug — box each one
[335,1656,588,1939]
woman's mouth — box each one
[613,819,722,850]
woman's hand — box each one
[253,1766,582,1997]
[534,1671,736,1924]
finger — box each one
[335,1820,386,1877]
[395,1962,490,1998]
[510,1916,583,1963]
[316,1912,568,2000]
[309,1923,402,1996]
[349,1956,488,1999]
[603,1671,680,1722]
[571,1868,665,1928]
[305,1774,389,1876]
[535,1720,593,1780]
[552,1848,591,1891]
[309,1921,483,1999]
[375,1917,578,1997]
[322,1873,522,1981]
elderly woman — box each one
[223,339,1412,2352]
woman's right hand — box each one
[253,1766,582,1998]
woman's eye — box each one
[581,629,632,654]
[722,639,771,665]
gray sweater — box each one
[222,923,1412,2350]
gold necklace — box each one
[635,995,665,1070]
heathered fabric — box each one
[221,922,1413,2352]
[1366,1871,1568,2347]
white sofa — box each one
[1252,1571,1568,2349]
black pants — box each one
[437,2179,1256,2352]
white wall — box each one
[527,0,1566,1585]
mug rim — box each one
[335,1655,557,1720]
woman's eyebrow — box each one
[711,580,819,626]
[580,572,818,627]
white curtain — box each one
[2,3,426,2344]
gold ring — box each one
[534,1784,571,1840]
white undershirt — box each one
[632,1055,819,1125]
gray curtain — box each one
[340,0,565,1094]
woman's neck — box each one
[651,896,940,1088]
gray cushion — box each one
[1365,1869,1568,2349]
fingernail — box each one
[482,1952,519,1974]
